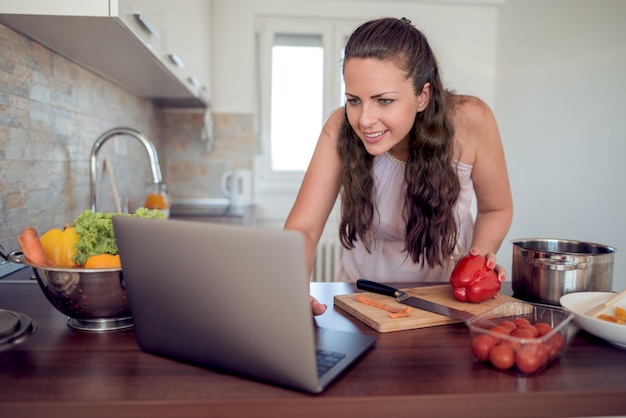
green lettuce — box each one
[72,208,166,265]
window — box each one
[270,35,323,171]
[256,17,358,189]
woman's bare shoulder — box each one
[325,107,345,129]
[451,95,494,123]
[318,107,345,144]
[450,95,500,163]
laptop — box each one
[112,216,375,394]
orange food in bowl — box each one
[84,254,121,269]
[597,306,626,324]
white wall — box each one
[495,0,626,290]
[211,0,500,113]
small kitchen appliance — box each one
[220,169,253,208]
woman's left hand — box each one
[469,247,507,283]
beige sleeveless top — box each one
[337,153,474,283]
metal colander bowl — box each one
[10,252,131,332]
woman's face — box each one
[344,58,429,160]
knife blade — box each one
[356,279,474,321]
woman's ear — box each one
[417,82,431,111]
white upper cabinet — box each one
[157,0,212,100]
[0,0,211,107]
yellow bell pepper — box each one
[40,227,80,268]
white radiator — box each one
[311,239,343,282]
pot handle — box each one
[8,250,25,264]
[533,257,589,271]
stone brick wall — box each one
[0,23,255,254]
[162,110,255,200]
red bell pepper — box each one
[449,254,501,303]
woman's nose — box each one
[358,102,377,128]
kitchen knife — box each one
[356,279,475,321]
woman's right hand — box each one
[310,295,327,316]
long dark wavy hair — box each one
[338,17,461,268]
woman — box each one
[284,17,513,315]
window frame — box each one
[255,17,358,192]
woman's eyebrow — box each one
[345,91,398,98]
[371,91,398,98]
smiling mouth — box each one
[363,130,388,142]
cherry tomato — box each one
[499,339,517,353]
[489,325,511,335]
[488,325,511,343]
[515,344,548,374]
[538,343,550,364]
[498,320,518,333]
[534,322,553,336]
[518,324,540,338]
[546,333,565,358]
[472,334,496,362]
[511,328,534,339]
[513,317,531,328]
[489,343,515,370]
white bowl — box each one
[559,292,626,348]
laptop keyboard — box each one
[316,349,346,377]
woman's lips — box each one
[362,130,388,144]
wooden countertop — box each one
[0,282,625,418]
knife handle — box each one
[356,279,400,297]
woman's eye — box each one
[346,98,360,105]
[379,98,393,105]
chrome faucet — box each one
[90,127,163,212]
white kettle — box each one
[220,169,254,207]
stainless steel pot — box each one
[511,239,616,305]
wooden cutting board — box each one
[334,284,521,333]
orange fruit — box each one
[84,254,121,269]
[144,193,168,209]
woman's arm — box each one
[456,98,514,277]
[284,108,344,277]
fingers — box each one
[470,247,496,268]
[494,264,507,283]
[310,295,328,316]
[470,247,506,282]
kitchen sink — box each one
[0,261,35,282]
[170,198,237,217]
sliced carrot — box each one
[355,293,412,318]
[18,227,56,267]
[355,293,404,312]
[388,311,412,319]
